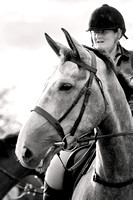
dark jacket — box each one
[115,44,133,112]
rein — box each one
[92,129,133,188]
[77,130,133,143]
[76,128,133,188]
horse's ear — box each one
[45,33,69,57]
[61,28,80,58]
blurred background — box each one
[0,0,133,198]
[1,0,133,135]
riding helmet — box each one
[87,4,127,39]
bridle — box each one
[32,50,101,149]
[32,48,133,189]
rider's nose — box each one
[22,146,33,162]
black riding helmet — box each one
[87,4,128,39]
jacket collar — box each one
[117,43,131,58]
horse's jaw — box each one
[36,145,62,173]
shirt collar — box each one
[116,43,130,58]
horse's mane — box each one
[59,45,117,76]
[83,45,117,75]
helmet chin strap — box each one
[108,44,117,59]
[107,30,121,56]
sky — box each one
[1,0,133,130]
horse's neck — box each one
[98,59,133,133]
[96,62,133,182]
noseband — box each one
[32,50,102,149]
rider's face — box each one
[91,29,120,53]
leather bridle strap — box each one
[68,72,94,136]
[86,129,133,188]
[70,49,97,74]
[58,50,97,136]
[93,171,133,188]
[70,58,97,73]
[58,80,90,123]
[32,106,67,147]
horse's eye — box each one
[59,83,73,91]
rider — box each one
[87,4,133,113]
[43,4,133,200]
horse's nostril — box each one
[22,146,33,161]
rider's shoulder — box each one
[119,44,133,56]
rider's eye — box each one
[59,83,73,91]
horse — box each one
[0,133,43,200]
[15,28,133,200]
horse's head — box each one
[15,29,115,171]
